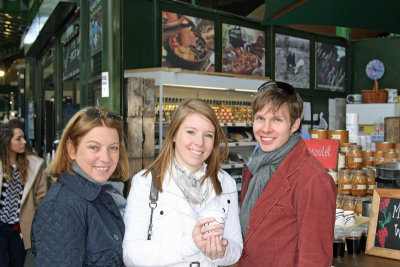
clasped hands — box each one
[192,217,228,260]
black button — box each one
[160,210,164,215]
[227,199,231,204]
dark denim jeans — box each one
[0,223,26,267]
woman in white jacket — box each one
[123,99,242,267]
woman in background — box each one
[31,107,129,266]
[0,119,47,267]
[123,99,242,267]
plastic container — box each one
[345,229,362,255]
[333,228,346,258]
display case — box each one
[125,68,269,190]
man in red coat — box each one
[238,81,337,267]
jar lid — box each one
[339,168,351,173]
[351,169,366,174]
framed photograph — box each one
[275,33,310,89]
[222,23,265,76]
[366,188,400,260]
[161,11,215,72]
[315,42,346,92]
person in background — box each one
[31,106,129,266]
[0,119,48,267]
[238,81,337,266]
[123,99,243,267]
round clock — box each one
[365,59,385,80]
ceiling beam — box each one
[272,0,309,20]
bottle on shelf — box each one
[372,116,384,142]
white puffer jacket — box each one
[123,169,243,267]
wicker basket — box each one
[362,80,388,103]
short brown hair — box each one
[144,99,228,195]
[253,81,303,127]
[47,106,129,181]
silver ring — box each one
[217,252,224,256]
[202,234,206,240]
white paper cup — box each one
[199,209,225,238]
[344,211,356,227]
[335,209,345,227]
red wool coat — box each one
[238,139,337,267]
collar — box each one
[58,172,112,201]
[272,138,308,179]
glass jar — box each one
[338,169,352,195]
[365,168,376,195]
[351,170,367,196]
[374,151,385,165]
[347,145,363,169]
[336,194,344,209]
[338,152,346,169]
[362,151,375,167]
[385,151,398,163]
[355,197,369,215]
[342,196,356,211]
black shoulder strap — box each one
[147,172,158,240]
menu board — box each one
[222,24,265,76]
[374,197,400,250]
[316,42,346,92]
[161,11,215,72]
[366,189,400,260]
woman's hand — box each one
[192,217,221,249]
[204,236,229,260]
[192,217,225,258]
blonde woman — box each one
[31,107,129,266]
[123,99,242,266]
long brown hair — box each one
[0,119,31,183]
[144,99,228,195]
[47,106,129,181]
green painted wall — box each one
[123,0,157,69]
[351,37,400,93]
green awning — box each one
[262,0,400,34]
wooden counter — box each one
[333,252,400,267]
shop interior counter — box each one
[333,252,400,267]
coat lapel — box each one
[244,169,290,243]
[21,156,43,206]
[243,139,308,244]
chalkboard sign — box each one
[374,197,400,249]
[366,188,400,260]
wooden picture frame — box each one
[366,188,400,260]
